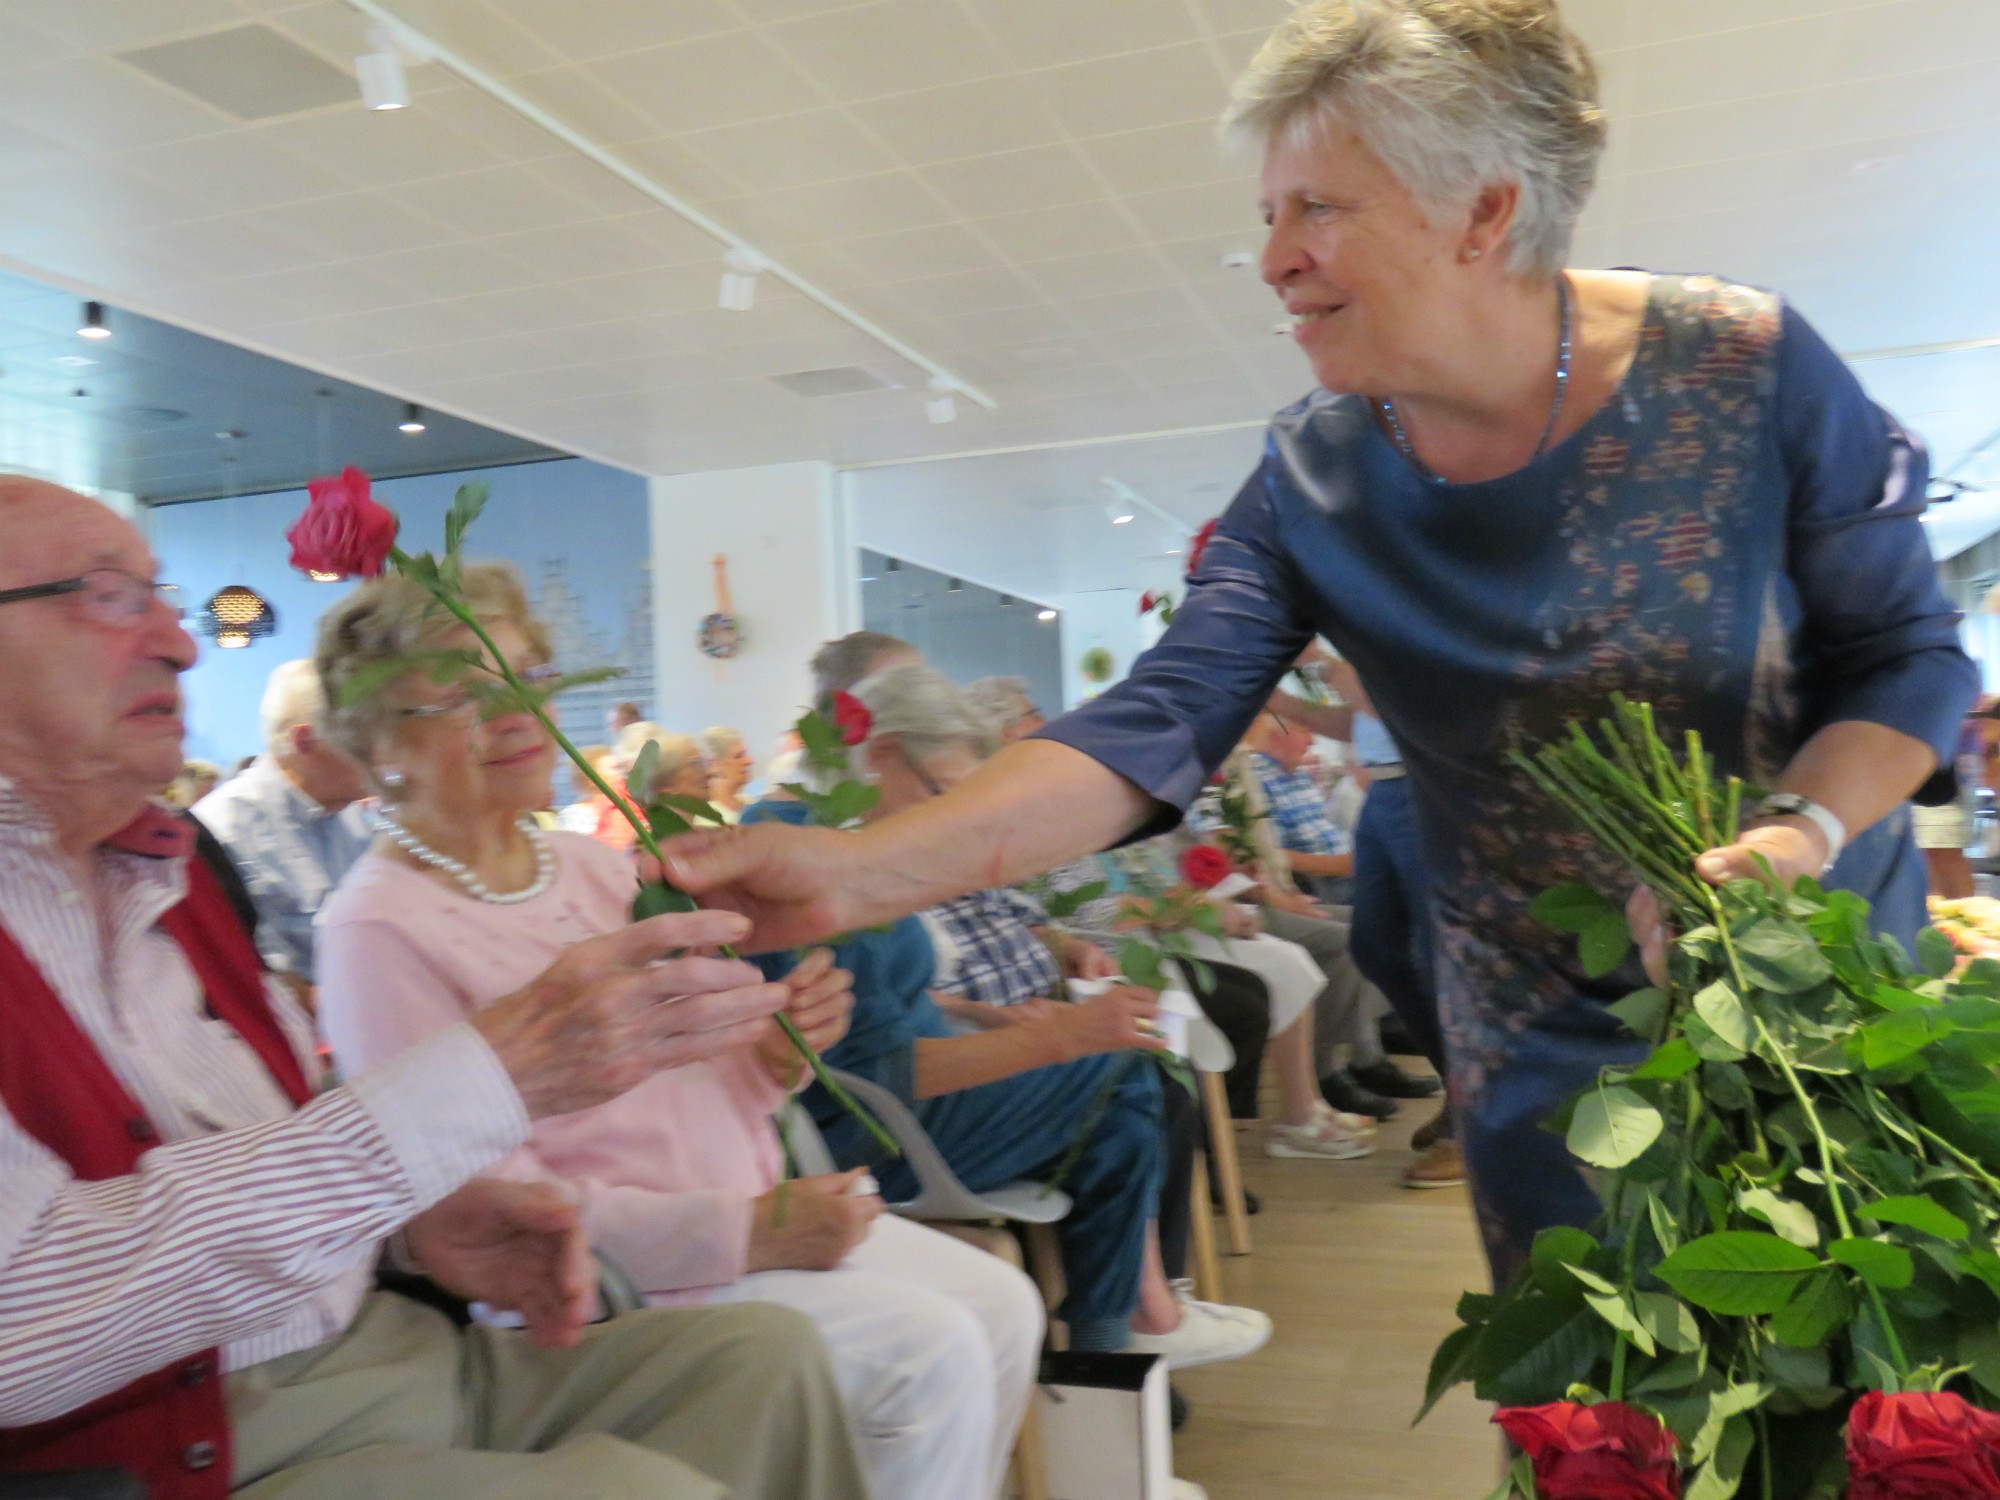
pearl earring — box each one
[1467,248,1484,261]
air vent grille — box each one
[768,366,894,399]
[118,25,355,121]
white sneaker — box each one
[1127,1288,1272,1369]
[1266,1104,1375,1160]
[1172,1481,1209,1499]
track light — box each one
[357,27,409,110]
[925,375,958,425]
[719,248,763,311]
[398,402,426,434]
[885,558,901,572]
[998,594,1013,607]
[77,302,110,340]
[1037,609,1057,622]
[947,578,962,593]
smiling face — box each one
[1260,123,1470,397]
[0,481,199,814]
[378,617,557,824]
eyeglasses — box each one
[397,661,563,720]
[0,568,182,626]
[903,747,945,798]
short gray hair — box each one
[811,631,914,700]
[963,676,1036,732]
[852,664,999,765]
[697,725,743,762]
[260,659,328,755]
[1224,0,1606,277]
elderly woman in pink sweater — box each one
[312,564,1042,1500]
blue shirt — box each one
[1351,712,1399,767]
[1038,274,1977,1039]
[1246,751,1349,858]
[193,757,373,979]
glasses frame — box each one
[0,569,183,625]
[395,660,563,721]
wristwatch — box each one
[1752,793,1846,872]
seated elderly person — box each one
[1242,708,1354,903]
[0,475,866,1500]
[193,658,372,991]
[751,665,1267,1374]
[964,676,1046,745]
[810,630,919,701]
[314,564,1042,1500]
[699,725,754,821]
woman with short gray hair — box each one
[666,0,1977,1284]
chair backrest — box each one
[779,1098,839,1177]
[829,1068,1071,1224]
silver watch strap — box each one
[1754,794,1846,872]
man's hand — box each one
[472,909,788,1119]
[745,1170,883,1272]
[1630,822,1825,985]
[1044,984,1165,1060]
[756,947,853,1085]
[1060,936,1119,981]
[404,1179,595,1349]
[660,823,866,953]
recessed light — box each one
[1220,249,1256,270]
[1037,609,1057,622]
[55,355,95,368]
[1271,321,1293,337]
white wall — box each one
[650,461,855,766]
[1053,586,1151,709]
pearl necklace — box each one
[375,813,556,905]
[1379,272,1574,485]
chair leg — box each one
[1187,1152,1224,1303]
[1199,1069,1253,1256]
[919,1222,1048,1500]
[1023,1222,1068,1349]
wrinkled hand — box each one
[993,998,1066,1028]
[1630,820,1826,985]
[1064,937,1119,982]
[745,1169,883,1273]
[1263,887,1325,919]
[1050,983,1165,1059]
[661,823,863,953]
[1219,901,1261,939]
[757,947,853,1084]
[473,909,788,1119]
[404,1179,595,1349]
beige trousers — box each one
[226,1291,869,1500]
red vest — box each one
[0,811,312,1498]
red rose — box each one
[831,690,872,747]
[287,467,399,580]
[1493,1401,1680,1500]
[1180,845,1234,890]
[1139,591,1160,615]
[1186,518,1219,577]
[1847,1390,2000,1500]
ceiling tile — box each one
[518,154,661,218]
[269,189,469,261]
[506,62,662,144]
[588,33,824,134]
[1209,26,1274,76]
[681,108,896,190]
[0,115,79,175]
[849,266,1042,320]
[1624,19,1840,116]
[968,200,1143,262]
[385,163,601,239]
[5,0,245,52]
[1,163,199,232]
[1191,0,1292,41]
[1029,44,1228,138]
[965,0,1201,70]
[1068,284,1207,335]
[355,240,552,300]
[621,206,737,265]
[915,144,1101,217]
[390,0,565,75]
[485,0,739,61]
[848,75,1065,165]
[416,86,571,165]
[766,0,1007,102]
[714,170,953,246]
[116,130,350,214]
[1120,177,1262,245]
[1613,94,1814,176]
[0,56,231,154]
[252,106,503,188]
[551,266,721,321]
[1075,119,1247,197]
[615,135,748,204]
[480,216,676,281]
[823,222,1001,283]
[1020,245,1178,303]
[0,10,71,74]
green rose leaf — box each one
[1860,1009,1948,1071]
[625,739,660,803]
[1578,910,1633,978]
[1829,1237,1915,1290]
[1860,1195,1970,1242]
[1628,1039,1702,1082]
[631,880,689,921]
[1684,1012,1748,1064]
[1472,1299,1606,1407]
[1735,918,1833,994]
[1686,1413,1755,1500]
[1633,1291,1702,1354]
[1656,1232,1820,1315]
[1529,1225,1600,1295]
[1738,1187,1821,1248]
[1693,980,1754,1055]
[1646,1189,1682,1255]
[1961,1322,2000,1398]
[1567,1084,1664,1170]
[1770,1267,1851,1348]
[1917,925,1959,979]
[1416,1322,1482,1422]
[1607,987,1671,1042]
[1583,1289,1656,1356]
[1530,883,1618,934]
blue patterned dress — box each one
[1041,274,1978,1278]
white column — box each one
[650,461,856,765]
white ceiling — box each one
[0,0,1996,524]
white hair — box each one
[963,676,1036,732]
[697,725,744,762]
[1223,0,1606,278]
[851,664,999,765]
[260,659,328,756]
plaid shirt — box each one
[1247,752,1350,858]
[922,886,1061,1007]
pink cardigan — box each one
[317,831,785,1300]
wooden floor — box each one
[1171,1095,1500,1500]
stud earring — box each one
[1467,248,1484,261]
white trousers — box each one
[697,1213,1045,1500]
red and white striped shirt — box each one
[0,778,527,1426]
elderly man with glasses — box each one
[0,475,866,1500]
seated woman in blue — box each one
[751,665,1262,1367]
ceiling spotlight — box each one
[719,248,763,311]
[199,585,278,648]
[78,302,111,340]
[306,570,343,583]
[925,375,958,425]
[947,577,963,593]
[398,402,426,434]
[1165,546,1183,557]
[357,26,409,111]
[1220,249,1256,270]
[1036,608,1057,622]
[55,354,95,368]
[1104,501,1135,525]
